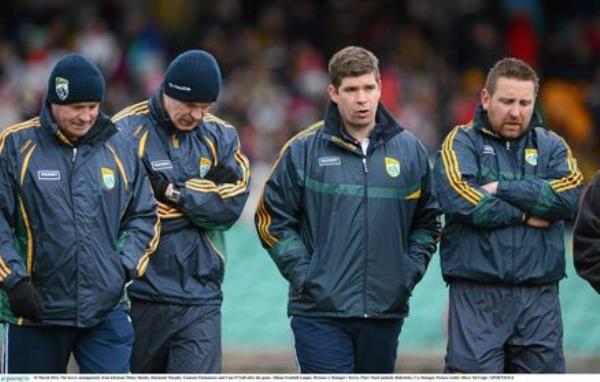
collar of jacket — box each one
[322,101,404,154]
[472,103,545,141]
[39,98,117,147]
[149,89,190,138]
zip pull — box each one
[505,141,511,151]
[362,157,368,173]
[72,147,78,162]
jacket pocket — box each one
[298,250,320,295]
[199,231,225,284]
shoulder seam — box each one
[203,113,235,129]
[112,101,150,123]
[0,117,41,154]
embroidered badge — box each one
[525,149,538,166]
[200,157,212,177]
[385,157,400,178]
[55,77,69,101]
[101,167,115,190]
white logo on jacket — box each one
[37,170,61,181]
[318,156,341,167]
[151,160,173,171]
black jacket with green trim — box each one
[433,105,583,285]
[0,102,160,327]
[112,91,250,305]
[256,101,441,319]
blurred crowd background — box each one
[1,0,600,371]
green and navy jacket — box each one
[433,105,583,285]
[0,102,160,327]
[112,91,250,305]
[256,102,441,319]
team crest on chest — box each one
[200,157,212,177]
[385,157,401,178]
[55,77,69,101]
[525,149,538,166]
[101,167,115,190]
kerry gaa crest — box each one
[525,149,538,166]
[385,157,400,178]
[101,167,115,190]
[200,157,212,177]
[55,77,69,101]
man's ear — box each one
[327,84,338,103]
[480,88,491,111]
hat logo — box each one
[55,77,69,101]
[385,157,400,178]
[101,167,115,190]
[168,81,191,92]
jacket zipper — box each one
[505,140,516,282]
[71,147,80,325]
[362,154,369,318]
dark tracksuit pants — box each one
[5,307,134,373]
[445,281,565,373]
[129,299,221,373]
[291,315,404,373]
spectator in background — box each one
[256,46,441,373]
[112,49,250,373]
[434,57,583,373]
[0,53,159,373]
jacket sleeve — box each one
[406,144,441,288]
[175,131,250,231]
[495,135,583,221]
[118,148,161,279]
[433,126,525,228]
[573,172,600,294]
[255,144,311,292]
[0,136,28,291]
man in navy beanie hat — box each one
[0,53,160,373]
[112,49,249,373]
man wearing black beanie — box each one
[112,49,250,373]
[0,53,160,373]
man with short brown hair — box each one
[256,46,441,373]
[434,57,583,373]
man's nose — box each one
[190,108,205,120]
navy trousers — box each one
[291,315,404,373]
[129,299,222,373]
[5,307,134,373]
[445,281,565,373]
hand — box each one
[7,280,43,323]
[148,176,171,204]
[481,182,498,194]
[525,216,551,228]
[204,164,238,184]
